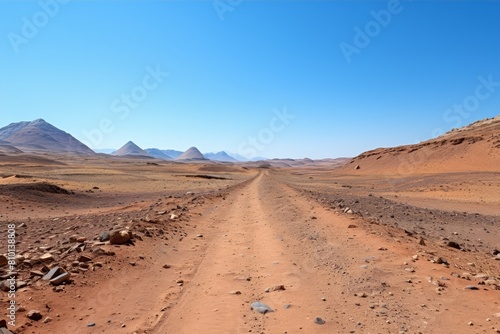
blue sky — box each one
[1,0,499,159]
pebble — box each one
[251,302,274,314]
[27,310,43,321]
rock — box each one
[27,310,43,321]
[170,214,179,221]
[447,241,461,250]
[314,317,326,325]
[251,302,274,314]
[419,238,426,246]
[162,264,171,269]
[493,249,500,256]
[465,285,479,290]
[433,257,449,265]
[176,279,184,286]
[355,165,360,170]
[78,255,92,263]
[348,224,358,228]
[76,237,87,243]
[87,323,96,327]
[0,255,7,267]
[196,234,204,238]
[40,253,54,263]
[229,291,242,295]
[43,317,53,323]
[270,285,286,292]
[42,267,66,281]
[30,270,45,277]
[99,231,110,242]
[50,272,70,286]
[0,327,13,334]
[110,230,131,245]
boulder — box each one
[110,230,132,245]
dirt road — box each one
[149,171,500,334]
[10,170,499,334]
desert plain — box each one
[0,117,500,334]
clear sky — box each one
[1,0,499,159]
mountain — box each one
[161,149,183,159]
[175,147,208,161]
[204,151,238,162]
[344,115,500,174]
[113,141,152,158]
[145,148,173,160]
[0,119,94,155]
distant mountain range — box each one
[0,119,347,166]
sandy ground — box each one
[0,157,499,334]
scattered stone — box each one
[251,302,274,314]
[40,253,54,263]
[42,267,65,281]
[50,272,70,286]
[447,241,461,250]
[53,286,64,292]
[30,270,45,277]
[78,255,92,263]
[110,230,131,245]
[27,310,43,321]
[465,285,479,290]
[0,255,7,267]
[314,317,326,325]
